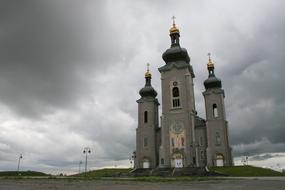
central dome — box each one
[162,46,190,63]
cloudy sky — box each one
[0,0,285,174]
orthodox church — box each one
[135,21,233,169]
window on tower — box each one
[172,87,179,97]
[144,111,148,123]
[172,87,181,108]
[213,104,218,118]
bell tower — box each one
[203,54,233,167]
[135,64,160,169]
[158,19,197,168]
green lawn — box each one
[73,168,132,177]
[210,165,284,177]
[0,171,48,177]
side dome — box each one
[139,86,157,98]
[139,65,157,98]
[204,76,222,89]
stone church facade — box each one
[135,21,233,169]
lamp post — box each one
[130,151,136,168]
[83,147,91,177]
[78,160,83,174]
[17,154,23,175]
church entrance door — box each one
[174,159,183,168]
[143,161,150,168]
[216,154,224,167]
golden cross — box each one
[172,16,176,25]
[207,53,211,60]
[147,63,150,72]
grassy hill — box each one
[210,165,284,177]
[0,171,49,177]
[73,168,132,177]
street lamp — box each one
[17,154,23,175]
[129,151,136,168]
[83,147,91,177]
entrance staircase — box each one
[131,167,210,176]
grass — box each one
[210,165,285,177]
[72,168,133,177]
[0,171,49,177]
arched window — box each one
[172,87,180,97]
[213,104,218,118]
[172,87,181,108]
[144,111,148,123]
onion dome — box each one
[162,17,190,64]
[169,23,180,34]
[204,53,222,90]
[139,64,157,98]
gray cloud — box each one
[250,153,284,161]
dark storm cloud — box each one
[0,0,129,118]
[195,1,285,156]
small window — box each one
[216,132,221,145]
[144,111,148,123]
[213,104,218,118]
[144,138,148,147]
[161,158,164,165]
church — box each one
[135,21,233,169]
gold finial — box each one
[170,16,180,34]
[145,63,152,78]
[207,53,214,68]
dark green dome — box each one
[204,75,222,89]
[139,85,157,97]
[139,76,157,98]
[162,46,190,63]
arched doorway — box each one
[171,153,183,168]
[142,158,150,168]
[216,154,224,167]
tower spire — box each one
[145,63,152,78]
[169,16,180,47]
[204,53,222,89]
[207,53,215,76]
[139,63,157,98]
